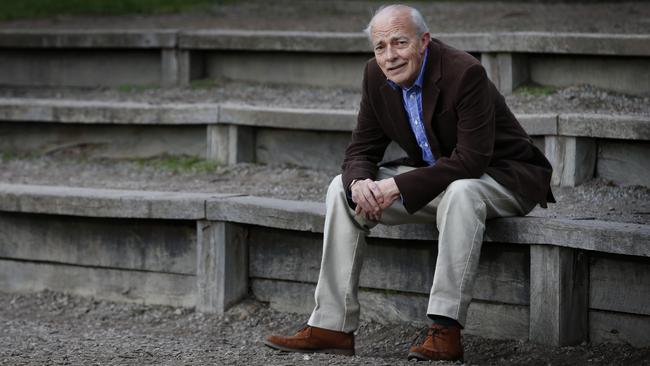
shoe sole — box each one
[407,351,463,362]
[263,339,355,356]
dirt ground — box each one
[1,0,648,35]
[1,290,649,366]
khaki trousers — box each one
[307,165,535,333]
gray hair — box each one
[363,4,429,41]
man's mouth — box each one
[387,63,406,72]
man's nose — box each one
[385,45,397,61]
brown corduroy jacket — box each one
[342,39,555,214]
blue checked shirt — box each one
[387,49,436,166]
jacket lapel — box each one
[422,41,443,159]
[380,83,422,161]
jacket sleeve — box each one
[393,64,496,213]
[341,62,391,192]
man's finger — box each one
[367,181,384,205]
[360,185,380,211]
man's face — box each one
[371,11,430,88]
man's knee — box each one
[444,179,482,198]
[439,179,485,213]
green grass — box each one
[190,79,219,90]
[515,84,557,96]
[0,152,39,162]
[135,155,220,174]
[0,0,225,21]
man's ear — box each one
[420,32,431,52]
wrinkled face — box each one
[371,10,430,88]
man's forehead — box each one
[371,12,415,41]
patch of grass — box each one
[0,151,39,162]
[190,78,218,90]
[515,84,557,96]
[0,0,227,21]
[136,155,220,174]
[116,84,159,93]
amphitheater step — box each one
[1,29,648,95]
[0,97,648,187]
[0,183,648,346]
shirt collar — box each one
[386,48,428,91]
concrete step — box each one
[0,182,648,347]
[0,97,648,187]
[1,29,648,95]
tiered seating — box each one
[0,11,649,349]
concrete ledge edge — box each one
[1,29,648,55]
[1,98,647,140]
[0,183,647,256]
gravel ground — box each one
[0,0,648,35]
[0,153,648,225]
[1,290,649,366]
[0,83,648,116]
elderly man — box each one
[265,4,554,362]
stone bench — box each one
[1,29,649,95]
[1,98,648,187]
[0,183,648,347]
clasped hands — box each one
[350,178,401,221]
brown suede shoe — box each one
[264,325,355,356]
[407,323,464,362]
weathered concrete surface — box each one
[589,311,650,348]
[0,186,642,258]
[206,195,325,233]
[0,258,196,307]
[179,30,369,53]
[0,212,196,274]
[219,104,356,131]
[546,136,596,187]
[529,55,650,95]
[559,114,650,140]
[482,53,528,94]
[1,29,647,56]
[0,122,207,159]
[203,51,368,88]
[0,29,177,48]
[205,196,650,257]
[590,253,650,316]
[0,183,234,219]
[255,128,349,170]
[0,98,219,124]
[529,246,589,346]
[179,30,650,56]
[207,124,256,164]
[251,279,530,340]
[597,140,650,187]
[484,217,650,258]
[0,49,162,87]
[196,221,248,314]
[5,98,649,141]
[1,30,648,89]
[517,113,557,135]
[480,32,650,56]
